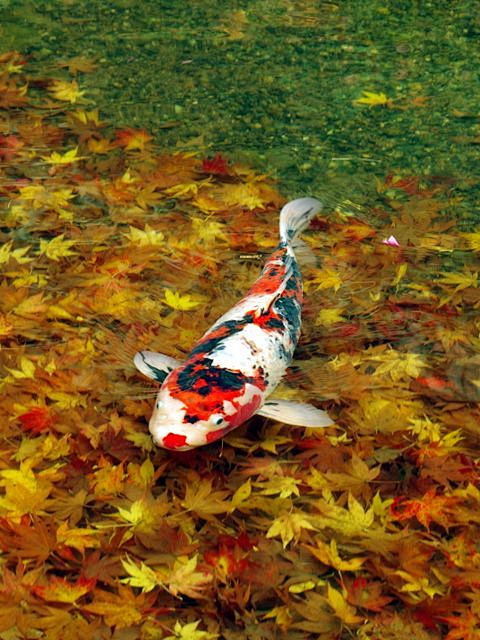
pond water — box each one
[1,0,479,208]
[0,2,479,640]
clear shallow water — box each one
[1,0,479,216]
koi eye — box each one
[156,400,164,409]
[210,414,225,426]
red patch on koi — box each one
[247,247,288,296]
[162,433,188,449]
[206,394,262,444]
[247,309,283,331]
[227,394,262,429]
[206,425,232,443]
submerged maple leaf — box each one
[266,511,316,547]
[81,585,153,628]
[353,90,393,107]
[114,127,152,150]
[202,153,230,175]
[390,489,461,529]
[49,79,85,103]
[59,55,98,74]
[38,234,77,261]
[41,146,86,165]
[164,620,218,640]
[18,407,56,433]
[32,576,96,603]
[163,288,205,311]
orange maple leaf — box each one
[32,576,96,603]
[390,489,461,528]
[114,128,152,151]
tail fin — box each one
[279,197,323,245]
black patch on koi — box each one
[275,295,301,345]
[177,357,248,393]
[188,318,251,359]
[184,414,199,423]
[146,367,170,383]
[285,274,301,292]
[136,352,172,383]
[263,316,284,330]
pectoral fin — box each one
[256,400,334,428]
[133,351,182,383]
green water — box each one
[1,0,478,223]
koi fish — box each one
[134,197,333,451]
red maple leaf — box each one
[0,135,24,161]
[18,407,56,434]
[202,153,230,175]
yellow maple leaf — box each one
[181,477,230,518]
[353,90,392,106]
[255,475,300,499]
[371,349,426,381]
[87,137,116,154]
[394,570,446,601]
[230,478,252,510]
[312,493,379,537]
[56,521,100,553]
[81,586,145,628]
[315,307,346,326]
[39,234,77,261]
[164,620,218,640]
[49,79,85,103]
[437,269,478,292]
[165,179,210,198]
[5,355,36,380]
[41,146,86,165]
[13,293,48,318]
[0,241,33,265]
[266,511,316,547]
[263,605,294,631]
[304,538,366,571]
[326,583,363,625]
[461,231,480,251]
[0,462,53,517]
[216,182,265,210]
[124,224,164,247]
[12,272,49,289]
[61,55,98,74]
[116,494,169,534]
[47,391,87,409]
[190,217,228,244]
[164,288,205,311]
[307,267,343,292]
[19,185,75,210]
[165,554,213,599]
[69,108,102,126]
[393,262,408,286]
[121,556,159,593]
[0,314,14,338]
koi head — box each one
[148,377,263,451]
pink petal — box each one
[382,235,400,247]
